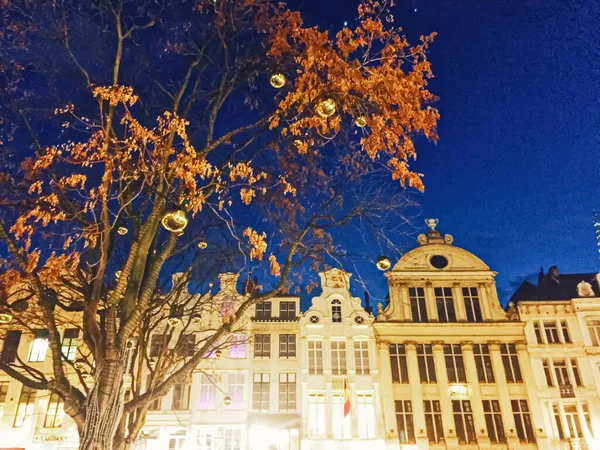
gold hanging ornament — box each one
[117,226,128,235]
[269,73,286,89]
[167,316,181,327]
[376,256,391,271]
[198,241,208,249]
[73,359,85,370]
[0,313,13,323]
[191,314,202,325]
[115,270,122,280]
[293,139,303,149]
[354,115,368,128]
[161,210,188,233]
[224,395,232,406]
[215,349,223,359]
[316,98,337,118]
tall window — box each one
[553,359,570,386]
[13,385,36,427]
[171,382,190,410]
[444,344,466,383]
[224,429,242,450]
[424,400,444,444]
[252,373,270,411]
[564,404,584,438]
[542,359,553,386]
[587,319,600,346]
[44,393,64,428]
[331,299,342,323]
[560,321,571,343]
[389,344,409,384]
[473,344,494,383]
[533,322,543,344]
[227,374,244,410]
[29,329,49,362]
[500,344,522,383]
[229,334,245,359]
[331,341,347,375]
[354,340,370,375]
[308,394,326,438]
[0,381,8,405]
[332,394,351,439]
[544,321,560,344]
[147,374,162,410]
[279,301,296,319]
[61,328,79,361]
[552,403,565,439]
[453,400,476,444]
[483,400,505,443]
[308,340,323,375]
[435,287,456,322]
[255,301,272,319]
[463,287,483,322]
[512,400,535,443]
[409,287,428,322]
[571,359,582,386]
[254,334,271,358]
[357,394,375,439]
[279,334,296,359]
[417,344,436,383]
[2,330,21,363]
[150,334,165,358]
[177,334,196,357]
[199,374,216,410]
[395,400,415,444]
[279,373,296,412]
[168,437,186,450]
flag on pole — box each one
[343,378,351,417]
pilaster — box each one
[432,341,459,449]
[461,341,490,447]
[405,341,428,448]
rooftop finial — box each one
[425,218,439,230]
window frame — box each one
[395,400,415,444]
[255,301,272,320]
[2,330,21,363]
[483,399,506,444]
[28,329,49,362]
[308,340,323,375]
[354,340,370,375]
[453,399,477,444]
[13,385,36,427]
[308,393,326,438]
[444,344,466,383]
[198,374,216,410]
[473,344,495,384]
[227,373,245,410]
[254,334,271,359]
[61,328,79,361]
[390,344,409,384]
[43,393,64,428]
[331,299,342,323]
[511,399,535,443]
[424,400,444,444]
[462,287,483,322]
[435,287,456,322]
[330,340,347,375]
[252,373,270,412]
[500,344,523,383]
[279,334,296,359]
[409,287,428,322]
[278,373,296,412]
[279,301,296,320]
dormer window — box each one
[255,301,272,320]
[331,299,342,323]
[280,301,296,320]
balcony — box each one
[559,384,575,398]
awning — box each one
[247,413,302,430]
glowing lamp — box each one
[448,384,469,397]
[376,256,391,271]
[198,241,208,249]
[73,359,85,370]
[354,115,368,128]
[293,139,303,149]
[117,226,128,235]
[223,395,232,406]
[269,73,286,89]
[191,314,202,325]
[316,98,337,118]
[161,210,188,233]
[215,349,222,359]
[0,313,13,324]
[167,316,181,327]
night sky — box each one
[294,0,600,306]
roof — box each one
[509,270,600,303]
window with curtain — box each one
[199,374,216,410]
[227,373,245,410]
[254,334,271,358]
[279,334,296,359]
[308,340,323,374]
[308,394,326,438]
[331,341,347,375]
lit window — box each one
[587,319,600,346]
[395,400,415,444]
[252,373,270,411]
[168,436,186,450]
[171,382,190,410]
[483,400,505,443]
[308,394,326,438]
[462,287,483,322]
[308,340,323,375]
[453,400,476,444]
[254,334,271,359]
[424,400,443,444]
[278,373,296,412]
[357,394,375,439]
[544,321,560,344]
[227,373,244,410]
[500,344,522,383]
[61,328,79,361]
[417,344,436,383]
[435,287,456,322]
[512,400,535,443]
[29,329,49,362]
[331,299,342,323]
[13,385,36,427]
[279,334,296,359]
[444,344,466,383]
[332,394,351,439]
[223,428,242,450]
[354,340,370,375]
[331,341,347,375]
[199,374,216,410]
[229,334,246,359]
[44,393,64,428]
[389,344,409,384]
[473,344,494,383]
[409,287,428,322]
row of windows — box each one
[533,320,571,345]
[542,358,583,388]
[0,383,65,428]
[390,343,522,385]
[307,340,370,375]
[255,301,297,320]
[395,398,534,445]
[409,287,484,323]
[1,329,80,364]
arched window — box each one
[587,319,600,346]
[331,299,342,323]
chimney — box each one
[364,291,372,314]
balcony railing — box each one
[559,384,575,398]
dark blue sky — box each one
[295,0,600,305]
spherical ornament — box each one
[198,241,208,249]
[316,98,337,118]
[354,116,368,128]
[73,359,85,370]
[0,313,13,324]
[223,395,232,406]
[269,73,286,89]
[215,349,222,359]
[162,210,188,233]
[167,316,181,327]
[293,139,303,149]
[117,226,128,235]
[191,314,202,325]
[115,271,122,280]
[376,256,391,271]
